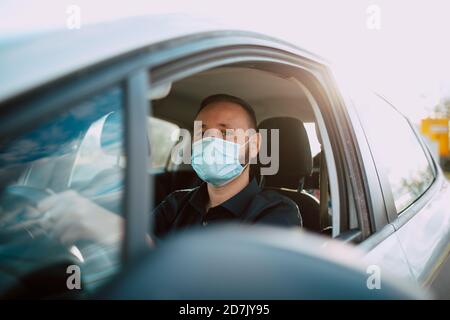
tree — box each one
[432,97,450,118]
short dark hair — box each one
[197,94,257,129]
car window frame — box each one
[372,95,440,228]
[313,69,375,240]
[337,85,444,250]
[146,40,364,240]
[351,92,440,231]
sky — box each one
[1,0,450,123]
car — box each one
[0,13,448,299]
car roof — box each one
[0,13,327,103]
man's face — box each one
[193,101,260,163]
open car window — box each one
[148,64,341,237]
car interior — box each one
[150,65,332,234]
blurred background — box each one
[1,0,449,175]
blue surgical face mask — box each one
[191,137,249,187]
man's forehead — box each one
[195,102,252,128]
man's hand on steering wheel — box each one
[14,190,124,247]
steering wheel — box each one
[0,185,83,298]
[0,185,124,298]
[0,185,54,236]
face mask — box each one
[191,137,249,187]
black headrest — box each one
[258,117,312,189]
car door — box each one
[364,95,450,296]
[346,89,450,297]
[0,59,151,298]
[321,75,416,283]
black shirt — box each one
[153,178,302,239]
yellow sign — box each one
[421,118,449,157]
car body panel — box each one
[99,225,428,299]
[395,175,450,286]
[330,69,450,295]
[361,224,415,282]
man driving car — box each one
[32,94,302,245]
[153,94,302,238]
